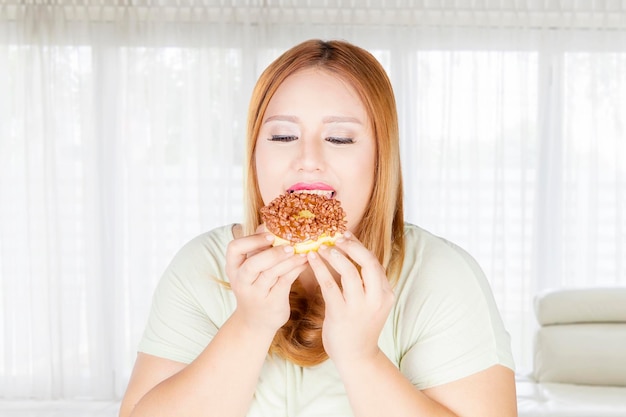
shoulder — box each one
[176,224,235,256]
[166,224,235,273]
[138,225,237,363]
[390,223,515,388]
[399,223,485,287]
[154,224,236,301]
[398,224,504,322]
[396,223,497,313]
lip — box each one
[287,182,335,197]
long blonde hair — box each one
[243,39,405,366]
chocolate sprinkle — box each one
[260,192,347,243]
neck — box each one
[297,266,320,296]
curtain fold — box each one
[1,0,625,400]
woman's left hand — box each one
[307,232,395,365]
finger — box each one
[271,263,308,298]
[317,245,364,301]
[335,233,387,295]
[226,232,274,271]
[253,254,307,291]
[307,249,344,306]
[237,244,297,285]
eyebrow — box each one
[263,115,299,124]
[263,115,363,125]
[323,116,363,125]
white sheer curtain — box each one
[1,0,625,400]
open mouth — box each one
[288,189,335,198]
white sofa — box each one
[517,288,626,417]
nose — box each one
[294,136,325,172]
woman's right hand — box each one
[225,232,307,334]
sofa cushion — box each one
[533,323,626,386]
[534,288,626,325]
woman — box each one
[120,39,517,417]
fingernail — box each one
[283,245,294,254]
[308,251,317,260]
[343,231,352,238]
[319,244,328,251]
[265,234,275,242]
[330,248,340,257]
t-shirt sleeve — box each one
[394,232,515,390]
[137,232,231,364]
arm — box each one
[119,233,307,417]
[119,354,185,417]
[423,364,517,416]
[337,356,516,417]
[308,233,517,417]
[120,311,277,417]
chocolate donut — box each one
[260,192,347,253]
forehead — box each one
[266,68,367,116]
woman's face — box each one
[255,68,376,232]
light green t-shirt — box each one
[138,223,514,416]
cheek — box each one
[350,148,376,190]
[343,155,376,228]
[255,148,285,203]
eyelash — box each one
[326,137,354,145]
[268,135,354,145]
[269,135,298,142]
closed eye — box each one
[269,135,298,142]
[326,137,354,145]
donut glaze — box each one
[260,192,347,253]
